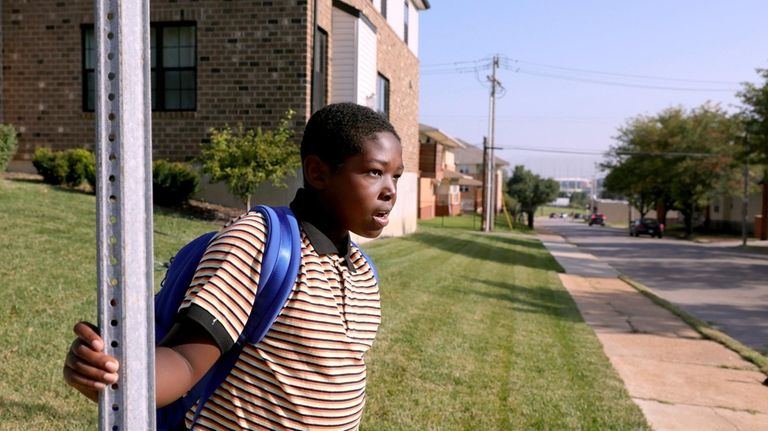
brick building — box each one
[2,0,429,237]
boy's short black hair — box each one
[301,103,400,171]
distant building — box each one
[555,177,591,195]
[454,140,509,214]
[418,124,480,218]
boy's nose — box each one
[380,178,396,201]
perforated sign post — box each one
[94,0,155,429]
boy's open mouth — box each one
[373,211,390,227]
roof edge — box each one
[413,0,430,10]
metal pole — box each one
[482,136,490,232]
[742,134,749,247]
[95,1,155,430]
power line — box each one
[506,146,606,156]
[420,56,741,92]
[420,57,492,69]
[510,69,738,92]
[421,64,490,76]
[614,150,719,158]
[501,57,741,85]
[421,113,623,121]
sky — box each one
[417,1,768,179]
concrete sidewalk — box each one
[539,233,768,431]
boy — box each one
[63,103,404,430]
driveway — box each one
[539,218,768,351]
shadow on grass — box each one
[0,396,73,423]
[7,178,94,197]
[455,276,583,323]
[4,176,44,185]
[404,231,561,272]
[483,233,540,249]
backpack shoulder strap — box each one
[240,206,301,344]
[352,241,379,282]
[189,205,300,428]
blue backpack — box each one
[154,205,378,431]
[155,205,300,431]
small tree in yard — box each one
[506,165,559,228]
[200,110,301,209]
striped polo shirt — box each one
[177,205,381,430]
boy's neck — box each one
[290,188,349,250]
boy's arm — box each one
[64,321,221,407]
[155,325,221,407]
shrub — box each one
[63,148,96,188]
[32,148,96,188]
[0,124,18,173]
[152,159,200,207]
[85,157,97,190]
[32,148,68,185]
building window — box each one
[82,26,96,112]
[311,28,328,114]
[403,0,409,44]
[153,24,197,111]
[82,23,197,112]
[460,185,470,193]
[381,0,388,18]
[376,73,390,119]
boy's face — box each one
[324,131,404,238]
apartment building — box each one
[2,0,429,236]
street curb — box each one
[619,275,768,379]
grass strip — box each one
[620,275,768,377]
[1,179,650,430]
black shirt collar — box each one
[290,188,355,271]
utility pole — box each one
[485,55,501,232]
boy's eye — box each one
[393,174,401,183]
[369,170,382,177]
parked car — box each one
[588,213,606,226]
[630,218,664,238]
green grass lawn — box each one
[0,178,649,430]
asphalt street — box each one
[540,218,768,352]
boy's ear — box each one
[303,155,332,190]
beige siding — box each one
[387,0,404,40]
[357,19,377,107]
[330,7,357,104]
[407,0,420,55]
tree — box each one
[738,68,768,240]
[738,68,768,164]
[200,110,300,209]
[568,191,589,210]
[602,113,676,221]
[506,165,559,228]
[664,105,740,234]
[602,105,740,236]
